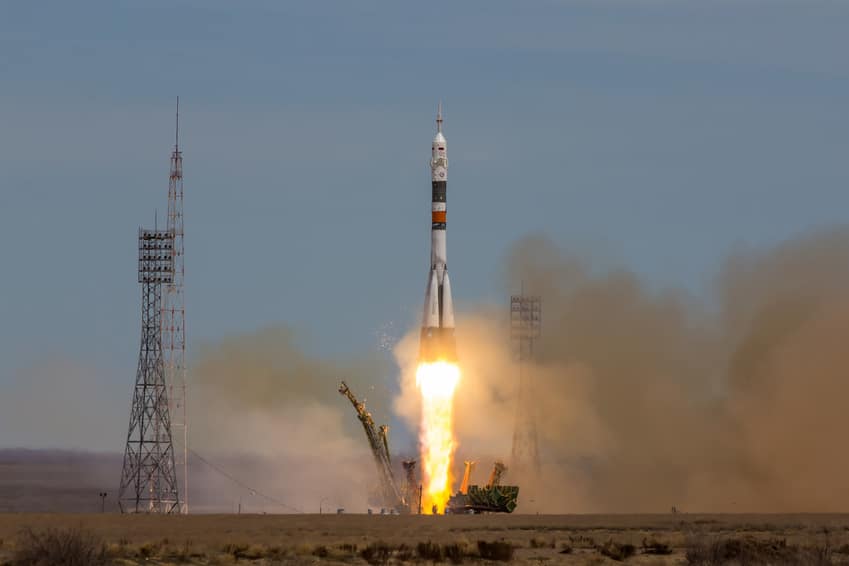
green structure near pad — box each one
[446,461,520,514]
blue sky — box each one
[1,0,848,449]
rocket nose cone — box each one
[433,131,447,144]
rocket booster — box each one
[420,103,456,362]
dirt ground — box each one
[1,513,849,564]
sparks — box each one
[416,360,460,514]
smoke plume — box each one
[393,228,849,513]
[188,326,396,513]
[189,228,849,513]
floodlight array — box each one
[138,228,174,284]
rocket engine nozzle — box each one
[419,327,457,363]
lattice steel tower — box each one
[163,97,188,514]
[119,228,181,514]
[510,295,542,476]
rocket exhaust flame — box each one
[416,361,460,513]
[416,103,459,514]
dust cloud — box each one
[393,228,849,513]
[188,326,397,513]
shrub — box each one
[396,544,414,562]
[642,537,673,555]
[477,540,514,561]
[137,541,159,559]
[240,545,265,560]
[685,537,831,566]
[417,540,443,561]
[570,534,596,548]
[222,542,254,561]
[560,543,573,554]
[266,545,286,560]
[530,536,557,549]
[597,540,636,561]
[361,541,392,566]
[530,537,547,548]
[167,539,194,563]
[443,542,464,564]
[312,545,329,558]
[338,542,358,554]
[12,527,108,566]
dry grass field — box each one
[1,514,849,565]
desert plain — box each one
[2,513,849,565]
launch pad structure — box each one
[119,100,188,514]
[446,460,520,514]
[510,295,542,478]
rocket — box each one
[420,103,457,362]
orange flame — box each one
[416,360,460,514]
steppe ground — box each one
[2,514,849,564]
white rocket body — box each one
[420,104,456,362]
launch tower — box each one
[510,295,542,477]
[163,98,188,514]
[118,228,181,514]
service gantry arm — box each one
[487,461,507,488]
[378,425,391,466]
[339,381,405,512]
[460,460,477,495]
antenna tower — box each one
[119,228,181,513]
[163,97,188,514]
[510,294,541,477]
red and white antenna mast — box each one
[164,96,188,514]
